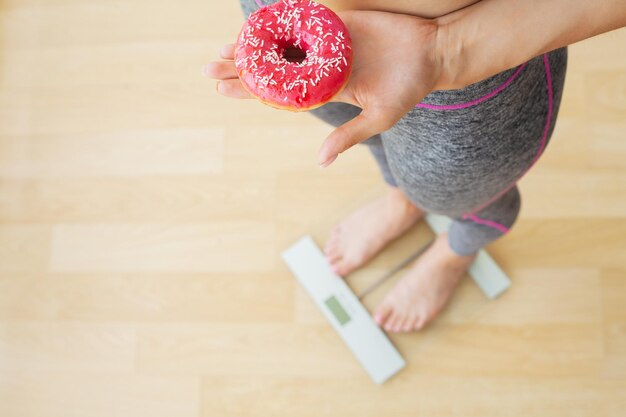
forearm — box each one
[434,0,626,89]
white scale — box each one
[281,214,511,384]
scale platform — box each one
[282,235,405,384]
[281,214,512,384]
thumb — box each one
[317,109,393,168]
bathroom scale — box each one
[281,214,511,384]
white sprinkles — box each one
[235,0,351,107]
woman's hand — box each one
[204,10,444,168]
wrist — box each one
[432,15,465,90]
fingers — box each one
[204,43,251,99]
[203,43,237,80]
[220,43,236,60]
[203,61,238,80]
[216,79,253,99]
[317,109,393,167]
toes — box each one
[329,225,341,239]
[327,258,342,275]
[384,312,402,333]
[333,261,349,277]
[334,257,359,277]
[382,314,395,332]
[407,315,422,332]
[373,303,393,327]
[405,313,418,331]
[325,250,342,264]
[325,256,346,277]
[392,315,406,333]
[380,309,422,333]
[392,317,406,333]
[414,315,427,331]
[400,316,416,333]
[324,232,340,256]
[323,227,342,255]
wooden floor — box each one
[1,1,625,416]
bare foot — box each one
[324,187,424,276]
[373,232,476,332]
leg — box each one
[312,103,426,275]
[372,187,521,332]
[449,186,521,256]
[374,48,567,332]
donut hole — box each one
[282,43,307,63]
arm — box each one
[436,0,626,89]
[319,0,626,167]
[205,1,626,168]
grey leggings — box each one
[238,1,568,255]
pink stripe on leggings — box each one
[255,0,264,7]
[462,214,510,234]
[464,53,554,216]
[415,63,527,110]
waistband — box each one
[418,47,567,108]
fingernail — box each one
[215,81,221,93]
[373,314,382,324]
[201,65,210,77]
[318,154,337,168]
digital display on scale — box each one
[324,295,351,325]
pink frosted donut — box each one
[235,0,352,111]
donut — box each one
[234,0,352,111]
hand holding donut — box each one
[314,10,443,167]
[204,4,444,168]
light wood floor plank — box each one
[490,219,626,269]
[0,175,275,223]
[0,372,199,417]
[601,268,626,379]
[137,321,602,378]
[50,222,275,272]
[520,167,626,218]
[0,272,294,323]
[0,225,51,272]
[0,129,224,178]
[137,323,366,377]
[0,323,135,373]
[201,375,626,417]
